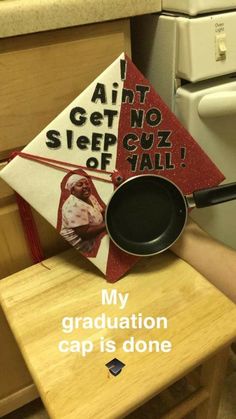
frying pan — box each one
[105,175,236,256]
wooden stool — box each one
[0,250,236,419]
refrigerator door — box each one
[162,0,236,16]
[175,75,236,248]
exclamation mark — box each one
[120,59,127,81]
[180,147,186,168]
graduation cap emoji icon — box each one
[106,358,126,376]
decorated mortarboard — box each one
[0,53,224,282]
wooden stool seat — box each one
[0,249,236,419]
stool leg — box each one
[196,347,229,419]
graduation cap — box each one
[0,53,224,282]
[105,358,126,376]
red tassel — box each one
[15,193,44,263]
[9,152,44,264]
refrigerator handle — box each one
[198,92,236,118]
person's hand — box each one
[170,217,236,303]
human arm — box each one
[74,222,106,240]
[170,218,236,303]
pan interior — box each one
[106,176,186,255]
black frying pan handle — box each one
[193,182,236,208]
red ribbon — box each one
[12,151,124,185]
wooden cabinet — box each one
[0,19,131,160]
[0,18,131,416]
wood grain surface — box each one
[1,250,236,418]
